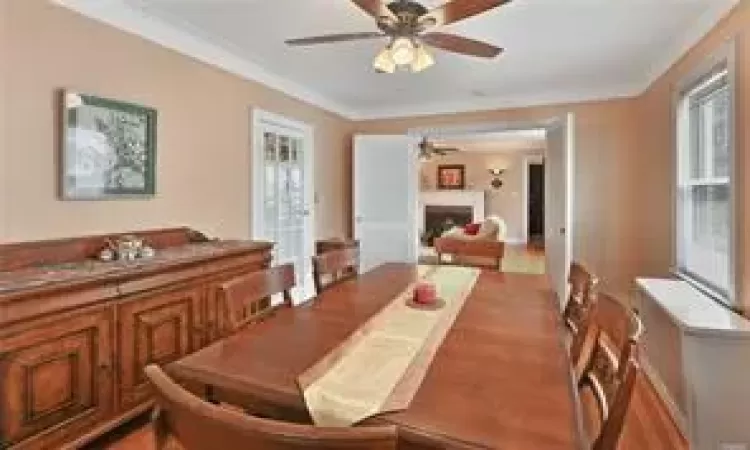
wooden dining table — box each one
[168,263,584,449]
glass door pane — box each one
[258,125,311,299]
[263,132,278,250]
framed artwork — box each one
[437,164,465,190]
[60,90,157,200]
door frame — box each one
[250,108,315,300]
[522,155,546,244]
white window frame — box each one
[672,40,737,308]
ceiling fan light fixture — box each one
[410,45,435,73]
[373,47,396,73]
[389,37,416,65]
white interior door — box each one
[252,110,315,303]
[545,114,575,308]
[354,135,419,272]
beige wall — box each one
[355,100,641,296]
[419,150,543,242]
[0,0,352,243]
[0,1,8,240]
[635,1,750,312]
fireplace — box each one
[423,205,473,246]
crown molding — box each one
[52,0,359,119]
[347,82,644,120]
[54,0,739,122]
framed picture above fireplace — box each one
[437,164,465,190]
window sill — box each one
[635,277,750,338]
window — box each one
[676,63,735,304]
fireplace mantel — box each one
[418,190,485,232]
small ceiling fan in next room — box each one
[418,137,460,160]
[285,0,510,73]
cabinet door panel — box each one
[0,309,113,448]
[117,286,202,410]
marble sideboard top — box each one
[0,240,272,298]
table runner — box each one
[298,265,480,427]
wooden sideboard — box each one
[0,228,273,449]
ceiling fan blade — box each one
[429,0,511,27]
[285,32,384,46]
[422,32,503,58]
[350,0,392,19]
[433,147,460,154]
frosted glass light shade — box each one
[410,45,435,73]
[390,37,416,65]
[373,47,396,73]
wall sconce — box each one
[488,168,504,189]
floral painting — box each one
[437,164,465,190]
[61,91,157,199]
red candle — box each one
[414,282,437,305]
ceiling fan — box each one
[285,0,510,74]
[418,137,460,159]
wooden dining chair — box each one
[145,365,398,450]
[311,247,359,295]
[574,293,644,450]
[218,263,295,336]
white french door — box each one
[252,110,315,303]
[545,113,575,308]
[354,135,419,272]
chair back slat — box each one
[145,365,397,450]
[593,356,640,450]
[219,264,295,335]
[312,247,359,295]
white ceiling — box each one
[56,0,739,119]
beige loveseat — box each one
[433,216,507,270]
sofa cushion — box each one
[463,223,481,235]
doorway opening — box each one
[527,161,545,250]
[412,129,547,275]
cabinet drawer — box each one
[0,308,114,449]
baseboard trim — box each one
[640,356,689,437]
